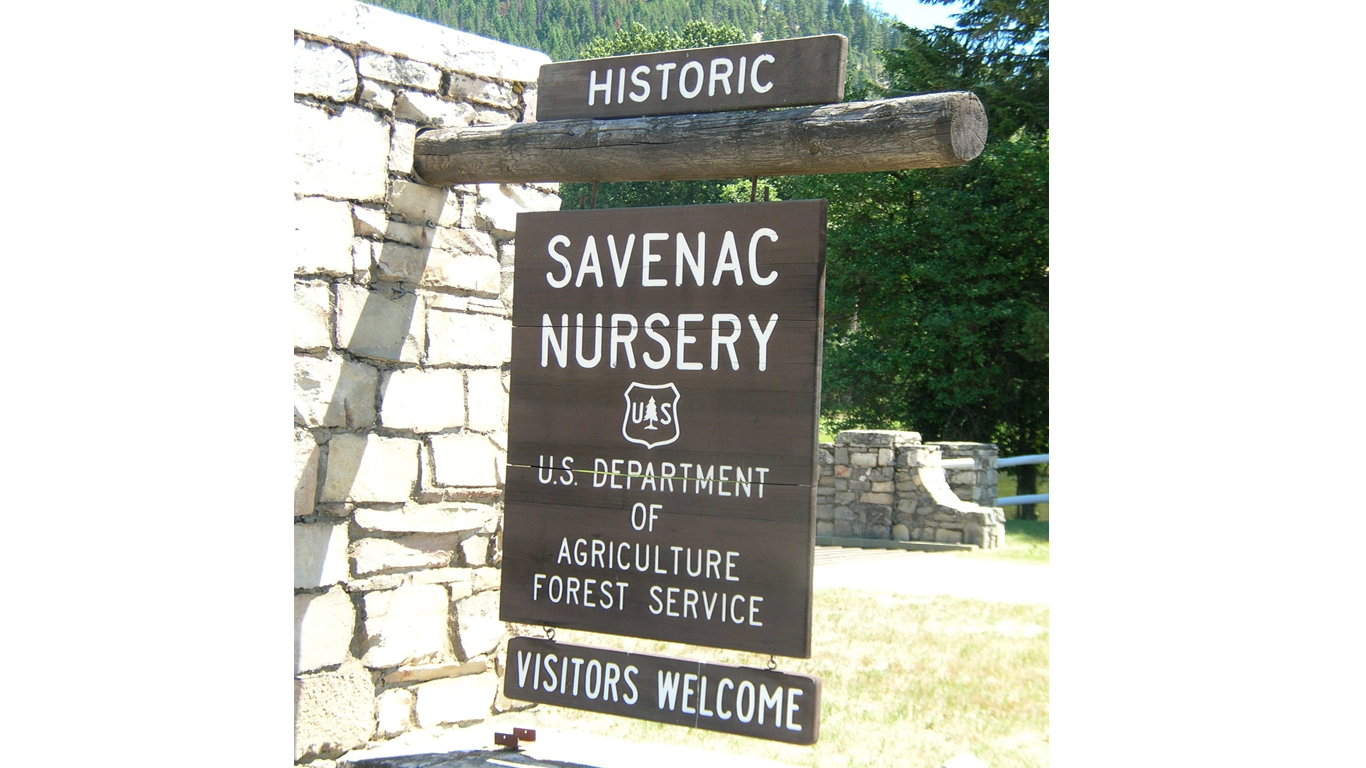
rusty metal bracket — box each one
[494,728,537,751]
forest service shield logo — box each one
[622,382,680,449]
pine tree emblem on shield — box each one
[622,382,681,449]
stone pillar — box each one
[831,430,923,539]
[929,441,999,507]
[293,1,554,762]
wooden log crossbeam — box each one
[413,91,986,185]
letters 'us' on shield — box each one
[501,201,827,658]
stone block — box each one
[295,588,356,674]
[355,503,496,534]
[335,283,424,364]
[460,534,488,567]
[295,354,378,429]
[472,567,501,593]
[375,688,415,738]
[293,0,551,82]
[296,197,356,276]
[358,51,441,90]
[474,107,515,125]
[352,238,375,277]
[359,78,395,111]
[963,523,984,547]
[350,534,459,575]
[352,205,388,238]
[295,281,332,350]
[382,221,431,249]
[295,520,349,589]
[432,250,504,295]
[320,433,419,503]
[413,672,497,727]
[859,492,894,505]
[295,427,321,517]
[373,241,427,283]
[877,448,894,465]
[892,523,911,542]
[446,73,515,108]
[295,38,358,101]
[395,90,475,127]
[465,368,506,432]
[383,659,486,685]
[389,120,417,174]
[295,103,389,202]
[871,481,895,493]
[432,226,499,258]
[453,590,503,659]
[430,433,501,487]
[521,83,539,122]
[390,180,451,224]
[380,367,465,432]
[832,520,852,537]
[475,183,560,238]
[360,583,453,668]
[427,311,511,366]
[295,659,376,762]
[935,528,964,545]
[850,451,878,467]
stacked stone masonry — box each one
[293,1,557,763]
[816,431,1006,548]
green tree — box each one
[778,0,1049,517]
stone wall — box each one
[816,431,1006,548]
[931,441,1000,508]
[292,1,557,762]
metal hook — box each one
[767,655,777,671]
[544,626,556,641]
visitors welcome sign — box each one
[499,200,826,659]
[505,636,821,744]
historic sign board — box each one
[536,35,847,120]
[505,637,820,744]
[499,200,826,659]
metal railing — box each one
[994,453,1048,507]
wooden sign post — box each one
[476,30,988,744]
[500,200,826,662]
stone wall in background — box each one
[816,431,1006,548]
[292,1,558,763]
[931,441,999,508]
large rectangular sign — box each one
[536,35,847,121]
[500,200,826,658]
[505,637,820,744]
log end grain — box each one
[950,92,989,163]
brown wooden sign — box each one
[505,637,820,745]
[536,35,847,121]
[500,201,826,658]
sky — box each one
[868,0,965,30]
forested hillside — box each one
[369,0,903,82]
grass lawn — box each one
[960,519,1049,565]
[513,589,1049,768]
